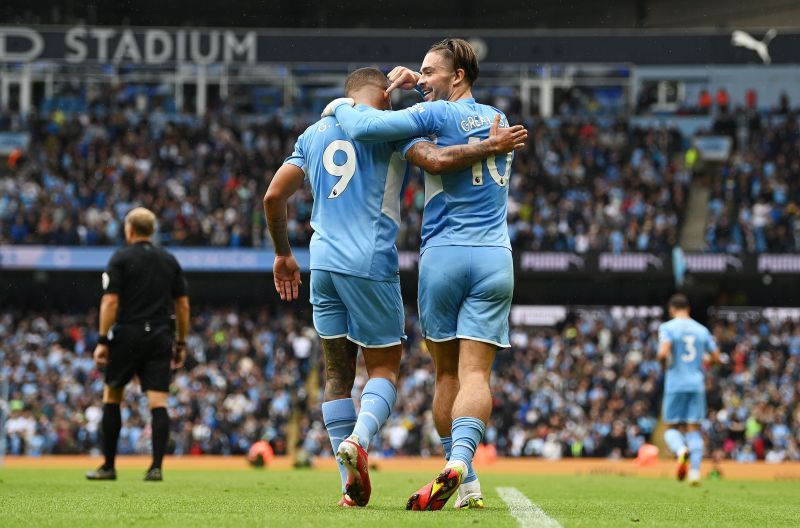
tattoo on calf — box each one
[322,337,358,401]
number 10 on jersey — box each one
[468,137,512,187]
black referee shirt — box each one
[102,241,188,325]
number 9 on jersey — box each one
[323,140,356,198]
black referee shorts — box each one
[106,323,174,392]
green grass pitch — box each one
[1,467,799,527]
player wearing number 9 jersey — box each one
[326,39,527,511]
[265,67,525,508]
[657,294,721,486]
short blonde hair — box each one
[125,207,156,237]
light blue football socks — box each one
[686,430,704,470]
[440,435,453,460]
[352,377,397,450]
[664,428,687,455]
[322,398,357,493]
[450,416,485,483]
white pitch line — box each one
[497,487,562,528]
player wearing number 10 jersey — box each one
[327,39,525,511]
[657,294,721,486]
[264,67,526,508]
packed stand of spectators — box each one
[2,306,316,456]
[300,308,800,463]
[505,119,688,253]
[706,313,800,463]
[1,85,688,254]
[0,99,304,249]
[705,109,800,253]
[4,305,799,461]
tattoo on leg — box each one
[322,337,357,401]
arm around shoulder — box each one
[334,104,421,142]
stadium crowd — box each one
[1,96,688,254]
[2,306,315,457]
[705,110,800,253]
[4,306,799,464]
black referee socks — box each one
[150,407,169,470]
[101,403,122,470]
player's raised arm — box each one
[386,66,421,94]
[264,163,306,301]
[405,115,527,174]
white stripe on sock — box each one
[361,412,381,429]
[327,422,356,431]
[497,487,561,528]
[452,441,476,454]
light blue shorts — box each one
[662,392,706,424]
[310,269,405,348]
[418,246,513,348]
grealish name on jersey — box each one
[459,114,493,132]
[407,99,513,252]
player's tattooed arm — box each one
[264,164,305,256]
[322,337,358,400]
[265,163,306,300]
[405,115,528,175]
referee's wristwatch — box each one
[97,335,110,345]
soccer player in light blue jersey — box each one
[323,39,524,511]
[264,67,526,508]
[657,294,722,486]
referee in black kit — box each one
[86,207,190,482]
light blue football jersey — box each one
[284,108,426,281]
[334,99,513,252]
[659,317,717,393]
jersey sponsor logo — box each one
[408,103,426,114]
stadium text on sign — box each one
[0,27,257,64]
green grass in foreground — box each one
[1,467,799,527]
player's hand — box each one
[93,344,109,368]
[172,341,187,370]
[485,114,528,154]
[273,255,302,301]
[386,67,421,94]
[321,97,355,117]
